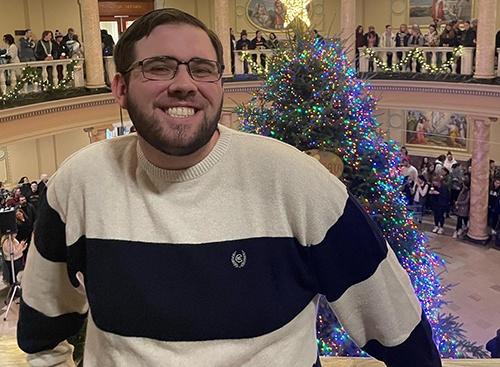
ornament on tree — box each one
[305,149,344,178]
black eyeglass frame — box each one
[124,56,225,82]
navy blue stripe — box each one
[33,189,67,262]
[85,237,318,341]
[362,310,442,367]
[310,194,389,302]
[17,299,87,354]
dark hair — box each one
[41,30,52,39]
[18,176,28,184]
[385,24,391,29]
[114,8,223,80]
[3,34,14,45]
[418,175,427,183]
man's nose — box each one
[167,65,197,97]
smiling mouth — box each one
[165,107,197,118]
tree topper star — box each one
[283,0,312,28]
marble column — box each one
[213,0,232,77]
[466,116,491,242]
[340,0,356,66]
[80,0,106,88]
[474,0,498,79]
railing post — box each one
[461,47,474,75]
[52,63,59,86]
[497,48,500,77]
[74,59,85,87]
[104,56,116,86]
[359,48,369,72]
[10,69,17,88]
[234,51,243,75]
[0,71,6,94]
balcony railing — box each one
[1,47,499,105]
[0,58,85,96]
[358,46,476,74]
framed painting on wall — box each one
[246,0,288,31]
[406,110,468,151]
[409,0,473,25]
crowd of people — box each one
[0,175,48,286]
[400,147,499,239]
[1,28,83,65]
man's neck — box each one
[138,129,220,170]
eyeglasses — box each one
[125,56,224,82]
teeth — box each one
[166,107,195,118]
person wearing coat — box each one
[453,179,470,238]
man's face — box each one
[256,31,262,38]
[386,26,392,33]
[31,183,38,192]
[116,24,223,156]
[19,196,27,205]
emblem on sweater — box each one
[231,250,247,268]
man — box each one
[486,329,500,358]
[235,29,251,74]
[401,158,418,184]
[250,29,268,69]
[17,8,442,367]
[19,29,36,62]
[460,21,476,47]
[380,24,395,68]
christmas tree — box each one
[235,25,486,359]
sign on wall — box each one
[409,0,473,25]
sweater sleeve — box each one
[17,184,88,366]
[310,194,441,367]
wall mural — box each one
[247,0,293,31]
[409,0,473,25]
[406,110,468,151]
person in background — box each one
[400,146,410,161]
[18,176,31,198]
[449,162,464,212]
[380,25,395,68]
[401,158,418,184]
[488,178,500,235]
[62,27,75,48]
[355,25,366,69]
[3,34,20,64]
[420,157,430,174]
[268,32,279,49]
[486,329,500,358]
[460,21,476,47]
[34,30,54,61]
[453,178,470,238]
[424,24,439,47]
[229,27,236,74]
[429,177,450,234]
[235,30,251,74]
[28,181,40,210]
[19,29,36,62]
[434,154,445,176]
[1,232,27,285]
[101,29,115,56]
[250,29,268,69]
[413,175,429,223]
[443,151,457,172]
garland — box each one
[0,59,79,104]
[362,46,464,73]
[238,51,268,75]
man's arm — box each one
[310,194,442,367]
[17,187,88,366]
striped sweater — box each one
[17,125,441,366]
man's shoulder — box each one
[53,134,136,178]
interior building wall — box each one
[1,128,89,187]
[0,0,82,42]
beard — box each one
[126,95,222,157]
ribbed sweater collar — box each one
[137,125,232,182]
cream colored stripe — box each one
[22,243,88,317]
[84,300,319,367]
[330,246,421,347]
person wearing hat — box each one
[52,30,70,81]
[235,30,251,74]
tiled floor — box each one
[1,215,500,356]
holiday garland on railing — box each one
[238,51,268,75]
[362,46,464,73]
[0,59,79,104]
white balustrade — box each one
[497,48,500,77]
[357,46,475,75]
[0,58,85,97]
[103,56,116,86]
[233,49,274,75]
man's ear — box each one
[111,73,128,109]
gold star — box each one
[282,0,312,28]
